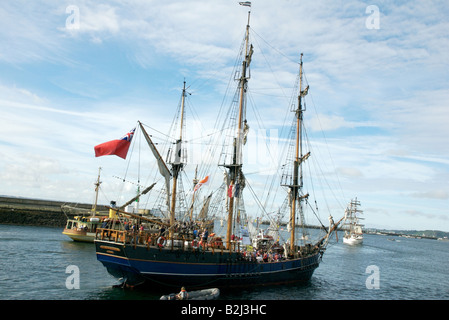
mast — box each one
[190,166,198,220]
[169,81,187,240]
[91,167,102,216]
[226,8,252,251]
[290,53,310,254]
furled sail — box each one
[139,121,172,210]
[198,193,212,221]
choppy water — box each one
[1,224,448,300]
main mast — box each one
[226,9,252,250]
[169,81,187,239]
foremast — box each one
[138,81,188,241]
[225,9,252,251]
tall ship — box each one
[94,5,344,289]
[342,198,364,245]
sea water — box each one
[1,224,448,300]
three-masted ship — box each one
[343,198,364,245]
[94,7,343,289]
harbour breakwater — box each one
[2,196,447,239]
[0,196,108,228]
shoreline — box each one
[1,196,448,239]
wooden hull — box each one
[95,239,321,289]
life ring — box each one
[191,239,198,249]
[157,236,166,248]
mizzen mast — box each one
[289,53,310,254]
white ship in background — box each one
[343,198,364,245]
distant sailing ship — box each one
[62,168,108,242]
[93,4,344,289]
[62,167,146,242]
[342,198,364,245]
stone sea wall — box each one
[0,196,108,228]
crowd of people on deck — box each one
[98,218,321,263]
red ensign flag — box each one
[94,128,135,159]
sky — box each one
[0,0,448,232]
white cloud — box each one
[308,114,354,132]
[336,167,363,178]
[381,89,449,153]
[79,4,120,34]
[411,190,449,200]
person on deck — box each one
[159,226,166,237]
[202,229,209,250]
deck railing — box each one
[95,227,243,254]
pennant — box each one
[228,184,233,198]
[194,175,209,192]
[234,183,240,198]
[94,128,135,159]
[227,183,241,198]
[239,1,251,7]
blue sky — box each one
[0,1,448,232]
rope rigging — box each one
[100,21,344,249]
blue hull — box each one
[95,240,321,289]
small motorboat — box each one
[160,287,220,300]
